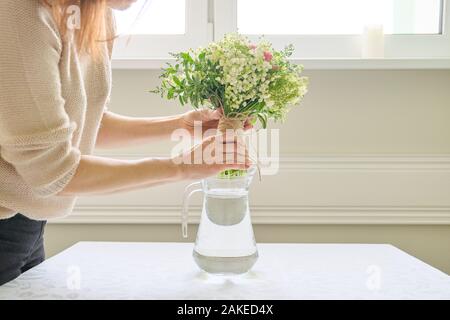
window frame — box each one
[214,0,450,59]
[112,0,210,59]
[111,0,450,69]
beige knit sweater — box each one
[0,1,112,220]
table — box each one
[0,242,449,300]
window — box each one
[215,0,450,59]
[112,0,450,68]
[112,0,209,59]
[115,0,186,35]
[237,0,442,35]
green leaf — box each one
[167,88,175,99]
[257,114,268,129]
[181,52,194,64]
[172,76,182,86]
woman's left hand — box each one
[180,108,253,137]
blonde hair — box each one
[40,0,115,58]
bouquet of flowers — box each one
[152,34,308,131]
[152,34,308,178]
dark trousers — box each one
[0,213,46,286]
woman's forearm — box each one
[96,111,183,149]
[59,155,183,196]
[60,131,251,197]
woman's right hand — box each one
[59,133,251,197]
[173,133,251,180]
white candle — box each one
[362,24,385,58]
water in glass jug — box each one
[182,166,258,275]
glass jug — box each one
[182,166,258,275]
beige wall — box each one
[99,69,450,155]
[46,69,450,274]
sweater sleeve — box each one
[0,1,81,198]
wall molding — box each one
[92,152,450,170]
[51,154,450,225]
[53,205,450,225]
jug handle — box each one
[182,181,202,239]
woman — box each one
[0,0,250,285]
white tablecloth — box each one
[0,242,449,300]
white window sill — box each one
[111,57,450,70]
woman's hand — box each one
[181,108,254,137]
[173,133,252,180]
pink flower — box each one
[249,44,257,50]
[264,51,273,62]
